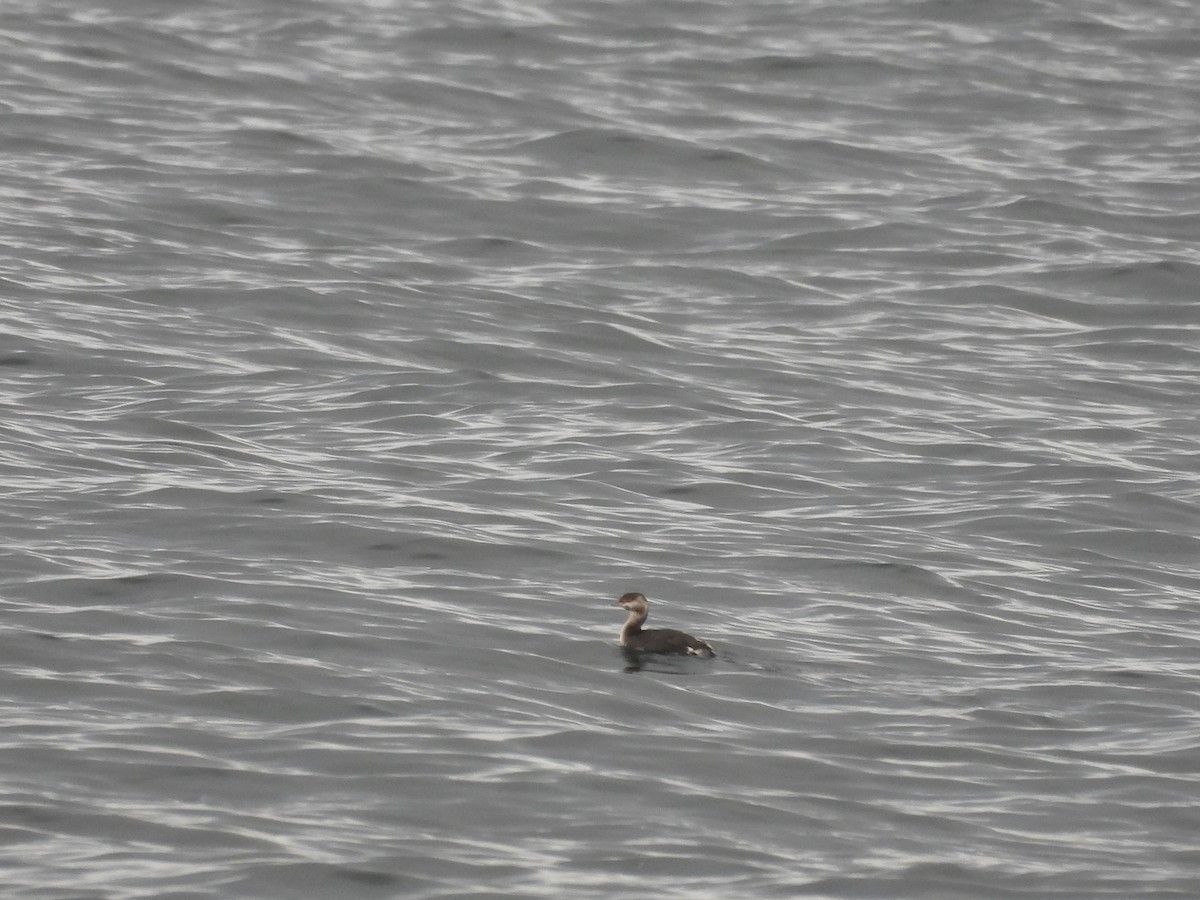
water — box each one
[2,0,1199,897]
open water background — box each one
[3,0,1199,897]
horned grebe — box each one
[615,592,715,657]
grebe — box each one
[615,592,715,657]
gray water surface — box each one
[3,1,1199,897]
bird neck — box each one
[620,608,647,641]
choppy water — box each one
[3,1,1199,897]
